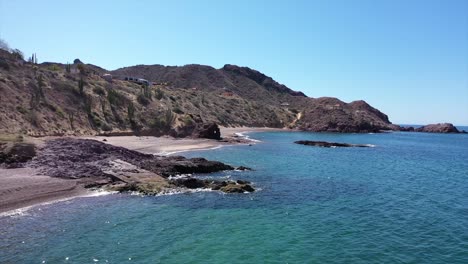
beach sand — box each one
[0,127,284,214]
[89,127,283,155]
[0,168,87,214]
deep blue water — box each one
[1,131,468,263]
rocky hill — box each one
[0,48,397,137]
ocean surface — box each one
[1,131,468,263]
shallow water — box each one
[1,131,468,263]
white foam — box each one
[83,189,118,197]
[0,189,116,218]
[234,132,261,143]
[155,145,224,156]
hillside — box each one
[0,49,397,137]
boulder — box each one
[0,142,36,167]
[193,122,221,140]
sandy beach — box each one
[0,168,87,214]
[0,127,284,214]
[88,127,283,155]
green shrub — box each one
[107,88,126,106]
[182,115,194,126]
[137,94,150,106]
[155,88,164,100]
[101,123,112,132]
[49,64,61,71]
[93,86,105,96]
[127,101,135,121]
[26,110,40,127]
[173,106,184,114]
[16,106,27,114]
[150,109,174,131]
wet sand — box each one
[0,168,87,214]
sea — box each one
[1,128,468,263]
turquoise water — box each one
[1,131,468,263]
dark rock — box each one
[170,177,206,189]
[415,123,461,133]
[73,58,83,64]
[102,138,107,142]
[170,177,255,193]
[296,98,394,133]
[294,140,371,148]
[399,126,415,132]
[193,122,221,140]
[0,142,36,167]
[30,138,233,179]
[220,182,255,193]
[236,180,251,184]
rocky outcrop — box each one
[21,138,252,194]
[0,142,36,168]
[295,98,394,133]
[170,177,255,193]
[415,123,462,133]
[192,122,221,140]
[294,140,372,148]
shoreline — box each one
[86,126,285,155]
[0,127,283,215]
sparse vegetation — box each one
[155,87,164,100]
[49,64,60,71]
[26,110,40,127]
[78,77,85,96]
[28,53,38,64]
[93,86,105,96]
[30,74,46,109]
[127,101,135,122]
[107,88,126,106]
[173,105,184,114]
[137,93,150,106]
[12,49,24,60]
[150,109,175,132]
[77,64,86,75]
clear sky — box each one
[1,0,467,125]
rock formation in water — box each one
[1,138,255,194]
[414,123,462,133]
[294,140,372,148]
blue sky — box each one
[1,0,467,125]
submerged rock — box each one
[294,140,372,148]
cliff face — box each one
[0,50,395,136]
[295,98,395,133]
